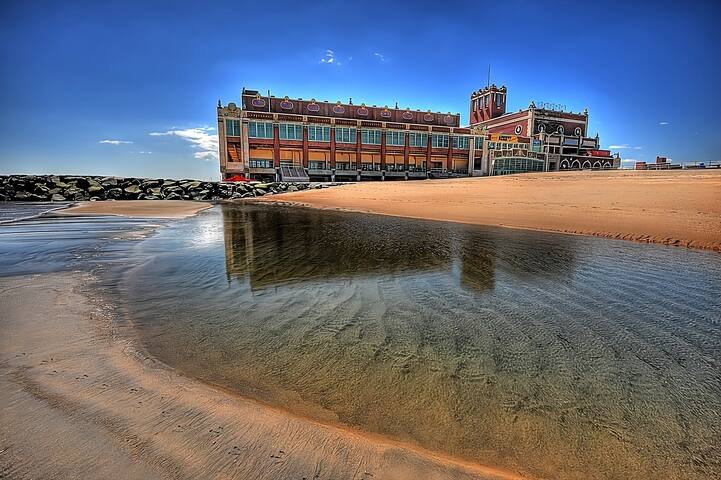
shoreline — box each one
[0,271,529,480]
[260,170,721,252]
[57,199,213,218]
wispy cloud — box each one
[609,144,642,150]
[99,139,133,145]
[150,127,218,161]
[319,49,341,66]
[373,52,385,62]
[659,121,669,126]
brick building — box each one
[217,85,620,181]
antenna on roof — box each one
[487,64,491,88]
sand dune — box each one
[262,170,721,251]
[0,273,526,480]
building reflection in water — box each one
[221,203,577,294]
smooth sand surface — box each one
[59,200,212,218]
[0,272,526,480]
[262,170,721,251]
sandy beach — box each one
[261,170,721,251]
[0,271,525,480]
[59,200,212,218]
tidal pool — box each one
[109,203,720,479]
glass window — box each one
[335,127,357,143]
[409,132,428,147]
[279,123,303,140]
[432,134,449,148]
[474,137,483,149]
[308,125,330,142]
[248,159,273,168]
[452,136,469,149]
[386,130,406,146]
[225,119,240,136]
[248,121,273,139]
[361,129,382,145]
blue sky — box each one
[1,0,719,180]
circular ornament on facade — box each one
[332,102,345,114]
[380,107,391,118]
[574,126,582,136]
[557,125,564,134]
[307,100,320,112]
[251,95,266,108]
[357,104,369,116]
[444,114,455,124]
[515,125,522,134]
[537,123,546,133]
[423,112,435,122]
[280,96,293,110]
[402,110,413,120]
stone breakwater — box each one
[0,175,334,202]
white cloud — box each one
[138,151,152,154]
[609,144,642,150]
[659,121,669,126]
[99,139,133,145]
[319,49,341,66]
[373,52,385,62]
[149,127,218,161]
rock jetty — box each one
[0,175,335,202]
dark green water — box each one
[110,203,721,480]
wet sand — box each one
[60,200,212,218]
[0,272,526,480]
[261,170,721,251]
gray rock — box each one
[51,194,67,201]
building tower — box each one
[469,84,507,124]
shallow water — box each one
[112,203,720,480]
[1,202,719,479]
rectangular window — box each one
[307,125,330,142]
[452,136,469,149]
[334,127,357,143]
[248,121,273,139]
[225,119,240,136]
[409,132,428,148]
[386,130,406,146]
[432,134,449,148]
[279,123,303,140]
[474,137,483,149]
[249,159,273,168]
[361,129,382,145]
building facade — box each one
[469,85,620,173]
[217,85,620,181]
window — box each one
[453,136,469,149]
[474,137,483,149]
[249,159,273,168]
[496,94,503,107]
[225,119,240,136]
[432,134,449,148]
[386,130,406,146]
[335,127,357,143]
[279,123,303,140]
[248,121,273,139]
[409,132,428,147]
[308,125,330,142]
[361,129,382,145]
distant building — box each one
[217,85,621,181]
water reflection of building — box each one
[222,204,454,290]
[222,204,577,294]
